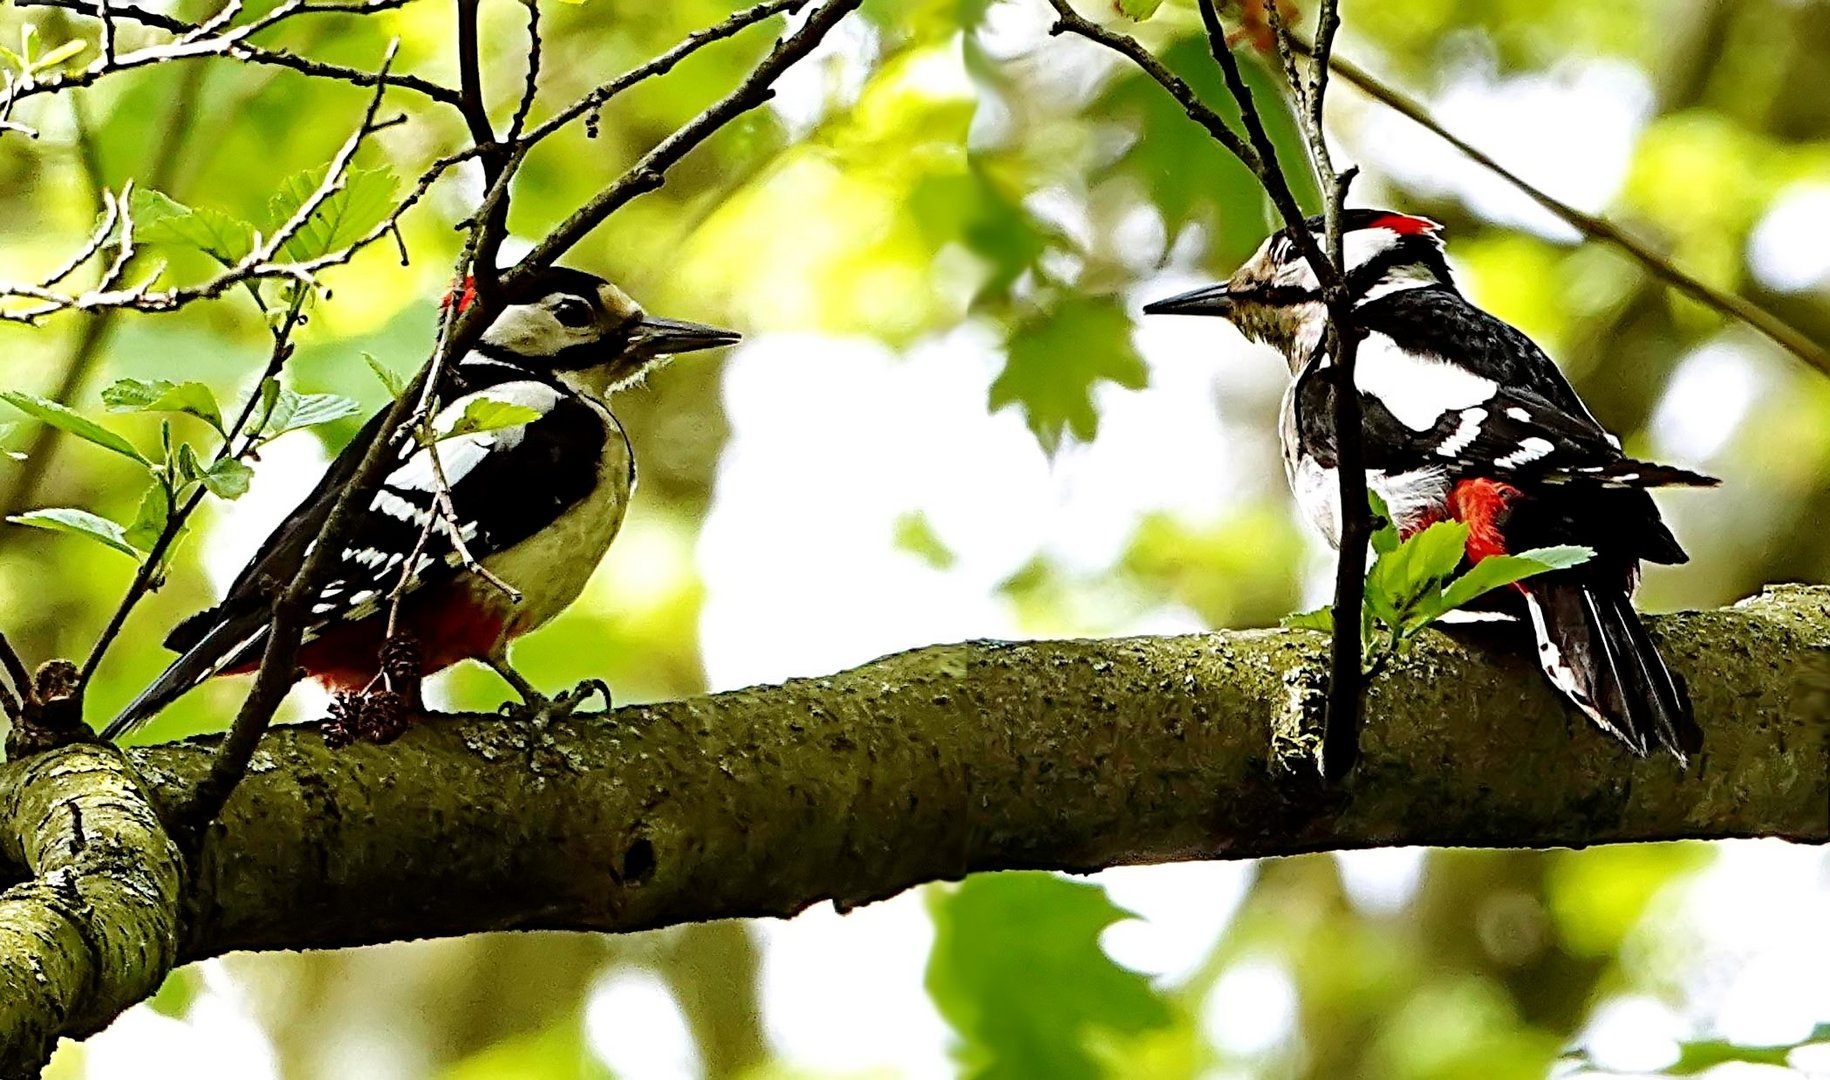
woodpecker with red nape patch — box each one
[1146,210,1715,762]
[105,267,738,741]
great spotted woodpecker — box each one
[105,267,737,739]
[1145,210,1714,762]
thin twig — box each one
[0,631,34,718]
[506,0,862,283]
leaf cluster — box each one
[1283,493,1592,675]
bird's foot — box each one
[494,678,611,723]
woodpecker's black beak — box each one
[1142,283,1233,317]
[629,316,742,356]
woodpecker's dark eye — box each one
[551,296,593,329]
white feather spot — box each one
[1435,407,1487,457]
[1506,406,1531,422]
[1496,437,1556,468]
[371,489,431,526]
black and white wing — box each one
[106,376,611,737]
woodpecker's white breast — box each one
[469,397,634,640]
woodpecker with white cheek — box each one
[1146,210,1715,762]
[105,267,737,739]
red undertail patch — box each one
[1449,478,1521,565]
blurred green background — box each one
[0,0,1826,1075]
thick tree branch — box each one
[2,586,1825,1072]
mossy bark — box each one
[0,586,1825,1075]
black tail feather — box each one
[1524,579,1701,764]
[104,612,269,741]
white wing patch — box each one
[1353,333,1498,432]
[1496,437,1555,468]
[386,380,560,492]
[1435,407,1487,457]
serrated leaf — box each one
[131,189,255,267]
[1282,607,1334,633]
[1438,545,1594,612]
[1115,0,1164,17]
[1369,519,1468,613]
[0,390,145,463]
[102,378,224,434]
[8,507,139,558]
[268,165,398,261]
[438,397,543,440]
[200,457,253,500]
[989,295,1147,454]
[123,484,172,552]
[364,353,406,398]
[260,389,362,438]
[286,393,362,430]
[174,442,203,484]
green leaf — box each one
[29,38,85,73]
[364,352,406,398]
[200,457,253,500]
[989,295,1147,454]
[892,510,957,570]
[1115,0,1164,18]
[174,442,203,485]
[123,484,172,552]
[0,390,145,463]
[131,189,256,267]
[8,508,139,558]
[260,389,362,439]
[1368,519,1469,614]
[1438,545,1594,612]
[926,873,1174,1080]
[101,378,225,434]
[267,165,398,261]
[0,422,27,462]
[438,396,543,441]
[1367,490,1400,555]
[1282,607,1334,633]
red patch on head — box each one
[442,274,478,315]
[1371,213,1441,237]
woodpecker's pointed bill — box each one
[628,315,741,356]
[1142,283,1233,317]
[1145,208,1714,764]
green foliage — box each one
[989,295,1148,453]
[267,165,399,261]
[1116,0,1167,19]
[892,510,958,569]
[926,873,1174,1078]
[1283,493,1592,673]
[365,352,408,398]
[102,379,226,436]
[257,387,363,441]
[7,508,138,558]
[0,26,87,78]
[132,190,256,267]
[436,397,545,441]
[0,391,147,464]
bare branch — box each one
[6,0,458,115]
